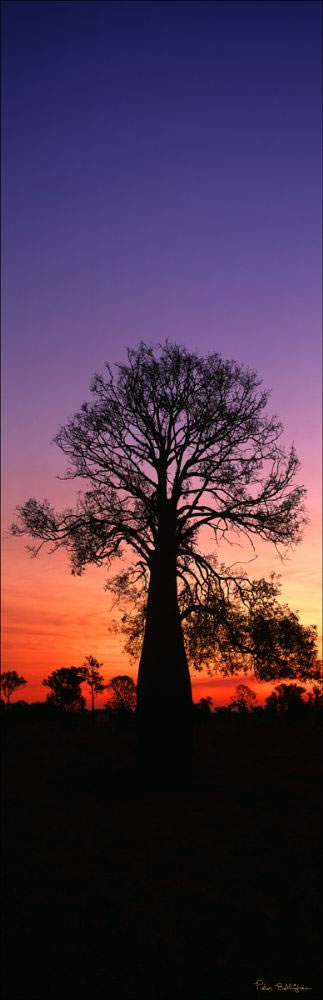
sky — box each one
[2,0,322,706]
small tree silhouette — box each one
[195,696,213,716]
[230,684,257,712]
[106,675,137,714]
[265,683,306,713]
[42,667,86,711]
[307,685,323,709]
[0,671,27,704]
[82,655,107,712]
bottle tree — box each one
[11,342,308,774]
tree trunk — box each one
[137,501,193,780]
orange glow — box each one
[2,505,321,708]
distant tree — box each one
[11,342,309,772]
[265,683,306,713]
[307,685,323,709]
[106,675,137,714]
[0,671,27,704]
[82,655,107,712]
[42,667,86,711]
[230,684,257,712]
[195,696,213,716]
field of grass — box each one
[2,711,322,999]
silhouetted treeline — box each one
[194,682,323,719]
[2,684,322,731]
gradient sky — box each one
[2,0,322,706]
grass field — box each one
[2,711,322,999]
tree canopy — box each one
[0,671,27,704]
[12,341,306,574]
[106,675,137,713]
[82,655,106,711]
[265,683,307,713]
[109,571,320,682]
[230,684,257,712]
[42,667,86,712]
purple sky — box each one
[2,1,322,694]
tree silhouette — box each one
[106,675,137,714]
[82,655,106,712]
[42,667,86,711]
[265,683,307,713]
[230,684,257,712]
[195,696,213,716]
[307,685,323,709]
[11,342,308,771]
[0,671,27,704]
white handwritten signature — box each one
[254,980,312,993]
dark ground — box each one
[2,710,322,999]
